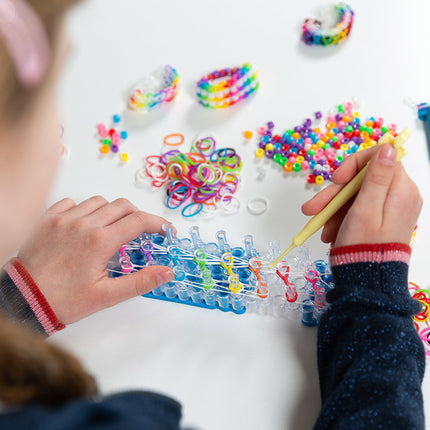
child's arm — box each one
[302,144,425,429]
[0,197,175,333]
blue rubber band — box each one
[166,186,189,209]
[181,202,203,217]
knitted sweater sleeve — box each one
[0,258,65,336]
[314,243,425,430]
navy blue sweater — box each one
[0,243,425,429]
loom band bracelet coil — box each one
[216,181,238,199]
[164,133,185,146]
[247,196,269,216]
[210,148,236,162]
[128,65,180,112]
[182,202,204,218]
[166,186,191,209]
[197,164,219,185]
[146,155,162,167]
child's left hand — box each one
[18,196,175,325]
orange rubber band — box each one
[164,133,185,146]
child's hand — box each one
[302,143,422,247]
[18,197,175,325]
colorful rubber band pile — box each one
[196,63,259,109]
[128,65,180,112]
[302,3,354,46]
[138,136,243,217]
[409,282,430,357]
[252,102,398,186]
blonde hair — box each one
[0,0,78,118]
[0,0,97,407]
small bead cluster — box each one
[302,3,354,46]
[196,63,259,109]
[128,65,180,112]
[138,136,243,217]
[97,114,129,161]
[254,102,398,186]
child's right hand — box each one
[302,143,423,247]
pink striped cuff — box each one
[4,259,65,335]
[330,243,411,267]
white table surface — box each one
[50,1,430,428]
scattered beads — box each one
[129,65,180,112]
[251,102,398,185]
[302,3,354,46]
[138,135,243,217]
[196,63,259,109]
[97,114,129,159]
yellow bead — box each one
[353,112,360,118]
[315,175,324,185]
[265,143,274,151]
[368,140,377,147]
[317,141,325,148]
[359,143,368,150]
[255,148,265,158]
[296,155,305,163]
[340,144,349,151]
[120,153,129,162]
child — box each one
[0,1,425,429]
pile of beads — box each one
[97,114,129,160]
[196,63,259,109]
[140,136,243,217]
[108,223,334,324]
[254,102,398,186]
[409,282,430,357]
[302,3,354,46]
[128,65,180,112]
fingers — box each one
[302,183,343,216]
[86,198,138,227]
[46,198,76,215]
[99,265,175,306]
[320,201,353,243]
[66,196,109,218]
[332,146,378,184]
[105,210,169,249]
[352,144,398,226]
[382,164,423,241]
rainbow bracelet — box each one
[302,3,354,46]
[128,64,180,112]
[196,63,259,109]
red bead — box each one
[307,174,316,184]
[298,149,307,157]
[353,130,360,137]
[333,141,341,150]
[330,166,336,172]
[109,128,116,137]
[273,135,281,142]
[327,159,334,166]
[344,132,352,139]
[281,144,290,151]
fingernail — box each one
[157,269,174,285]
[378,143,397,165]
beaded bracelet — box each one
[128,64,180,112]
[196,63,259,109]
[302,3,354,46]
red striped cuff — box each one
[330,243,411,267]
[4,259,65,335]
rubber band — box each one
[129,65,180,112]
[219,193,241,214]
[247,196,269,215]
[182,202,204,217]
[146,155,162,166]
[164,133,185,146]
[166,186,191,209]
[216,181,238,199]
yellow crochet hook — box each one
[268,129,412,270]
